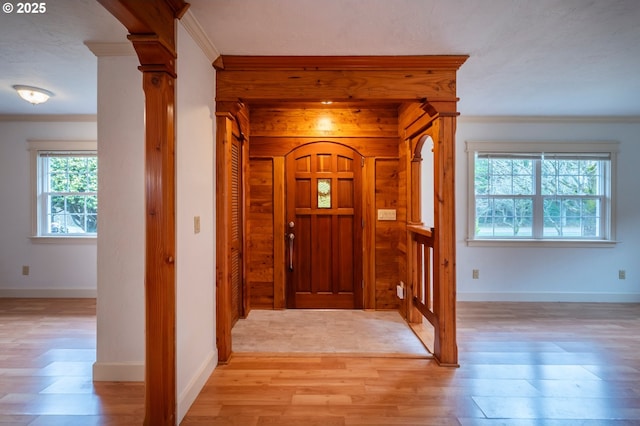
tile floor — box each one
[231,309,431,357]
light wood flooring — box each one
[1,299,639,425]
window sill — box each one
[30,236,97,244]
[466,239,617,248]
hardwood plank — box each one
[2,299,640,425]
[185,301,640,424]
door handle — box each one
[288,233,295,271]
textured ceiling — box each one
[1,0,640,116]
[0,0,126,115]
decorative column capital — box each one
[128,35,177,77]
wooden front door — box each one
[285,142,363,309]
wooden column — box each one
[141,68,177,426]
[430,105,458,367]
[95,1,188,424]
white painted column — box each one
[88,43,145,381]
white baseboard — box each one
[177,349,218,423]
[458,291,640,303]
[0,289,97,298]
[93,361,144,382]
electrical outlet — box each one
[619,270,626,280]
[22,265,29,276]
[396,282,405,299]
[472,269,479,279]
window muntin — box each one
[468,142,616,243]
[40,152,98,235]
[29,141,98,238]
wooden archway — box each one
[215,57,467,366]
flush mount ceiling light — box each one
[12,85,54,105]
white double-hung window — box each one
[466,141,617,245]
[29,140,98,238]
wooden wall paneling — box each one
[397,140,409,319]
[248,105,401,310]
[250,107,399,138]
[246,158,275,308]
[216,114,233,364]
[374,159,401,310]
[273,157,286,309]
[362,157,376,310]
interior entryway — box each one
[216,56,465,366]
[285,142,363,309]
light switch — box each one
[377,209,397,221]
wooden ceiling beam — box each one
[215,56,468,105]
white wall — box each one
[93,53,146,381]
[89,17,219,415]
[456,118,640,302]
[0,119,97,297]
[91,27,219,418]
[175,22,217,421]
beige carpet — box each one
[231,309,431,357]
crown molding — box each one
[84,41,136,57]
[180,9,220,64]
[215,55,468,71]
[0,114,97,122]
[458,115,640,124]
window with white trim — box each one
[29,141,98,237]
[467,141,617,243]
